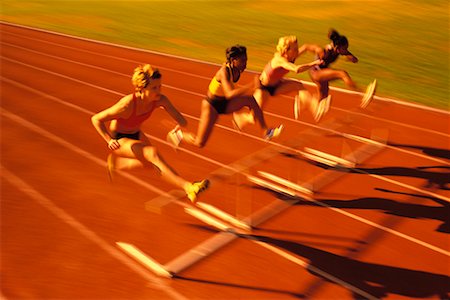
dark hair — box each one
[226,45,247,62]
[328,28,348,48]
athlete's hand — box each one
[108,138,120,150]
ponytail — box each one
[328,28,348,48]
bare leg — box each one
[113,138,190,190]
[183,99,219,148]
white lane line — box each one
[2,21,448,116]
[2,38,450,141]
[4,107,449,300]
[2,80,449,256]
[0,166,187,300]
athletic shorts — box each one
[258,80,278,96]
[113,131,141,140]
[206,95,228,115]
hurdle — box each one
[116,242,173,278]
[302,147,356,168]
[257,171,313,196]
[196,202,251,231]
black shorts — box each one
[258,80,278,96]
[113,131,141,140]
[206,95,228,114]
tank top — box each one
[262,61,289,85]
[116,93,156,131]
[208,64,240,97]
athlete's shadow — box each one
[242,234,450,299]
[388,142,450,160]
[306,158,450,190]
[314,188,450,234]
[251,184,450,234]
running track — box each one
[1,22,449,300]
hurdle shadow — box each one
[310,188,450,234]
[306,159,450,190]
[388,143,450,160]
[243,234,450,299]
[250,180,450,234]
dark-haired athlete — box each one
[299,29,377,109]
[167,45,282,148]
[91,64,209,203]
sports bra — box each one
[262,60,289,85]
[208,64,240,97]
[116,93,156,130]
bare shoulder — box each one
[111,93,134,115]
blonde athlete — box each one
[233,36,327,130]
[167,45,283,148]
[299,29,377,109]
[91,64,209,203]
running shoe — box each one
[294,90,310,120]
[361,79,377,108]
[313,95,331,122]
[167,127,183,149]
[323,94,332,113]
[232,113,243,132]
[294,94,300,120]
[186,179,210,204]
[265,124,284,140]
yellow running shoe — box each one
[186,179,210,204]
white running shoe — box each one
[314,95,330,122]
[167,127,183,149]
[294,90,310,120]
[361,79,377,108]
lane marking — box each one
[0,166,187,300]
[2,83,449,256]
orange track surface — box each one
[1,23,449,299]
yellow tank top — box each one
[208,64,237,97]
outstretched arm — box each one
[341,49,358,63]
[298,44,323,57]
[159,95,188,127]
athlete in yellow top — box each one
[167,45,283,148]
